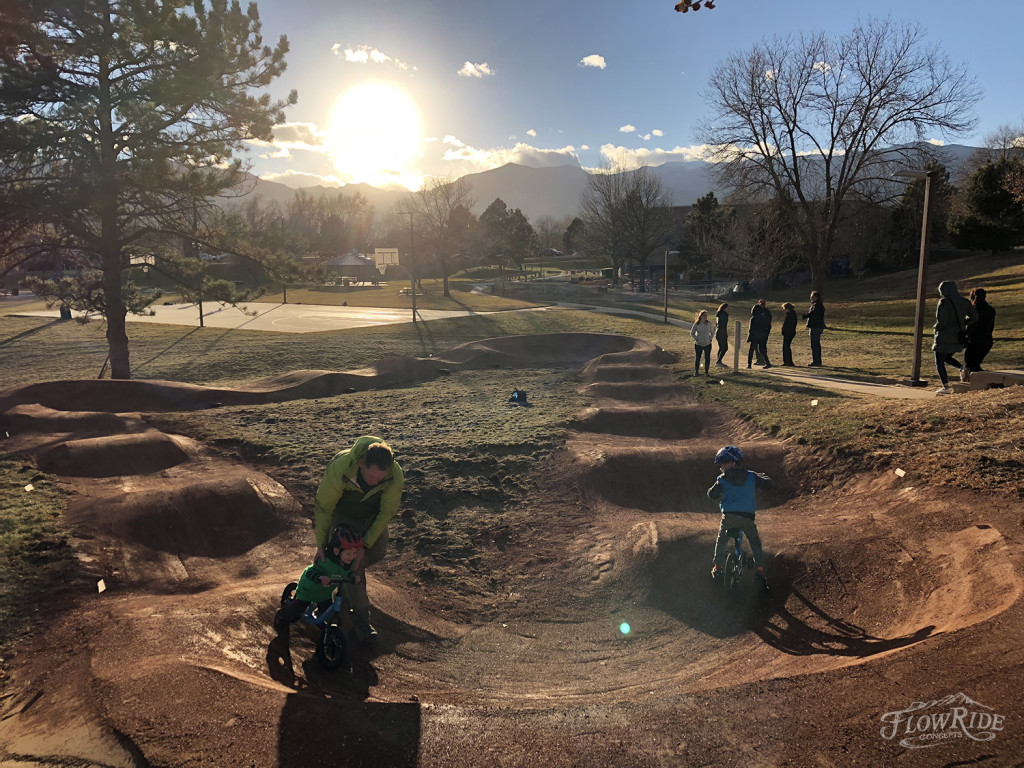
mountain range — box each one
[243,143,982,224]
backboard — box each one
[374,248,400,268]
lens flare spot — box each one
[619,622,631,635]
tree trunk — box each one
[104,259,131,379]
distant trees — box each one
[685,192,735,280]
[698,18,980,290]
[579,166,674,282]
[0,0,296,378]
[400,177,474,296]
[476,197,538,273]
[948,157,1024,253]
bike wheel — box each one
[280,582,298,608]
[316,624,347,670]
[723,552,740,596]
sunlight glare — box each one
[326,81,423,189]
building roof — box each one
[322,252,376,267]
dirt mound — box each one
[35,430,192,476]
[580,381,689,401]
[4,333,1024,766]
[570,405,725,439]
[0,403,144,435]
[0,333,665,414]
[67,473,294,559]
[580,364,671,383]
[576,440,792,513]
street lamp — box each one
[893,169,934,387]
[663,249,679,323]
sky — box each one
[246,0,1024,191]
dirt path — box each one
[2,334,1023,767]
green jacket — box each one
[313,436,405,549]
[293,554,361,603]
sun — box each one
[326,81,423,189]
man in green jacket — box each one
[313,436,404,640]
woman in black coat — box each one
[715,303,730,366]
[746,299,772,369]
[963,287,996,376]
[781,302,798,366]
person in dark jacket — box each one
[802,290,826,366]
[746,299,772,369]
[780,302,798,366]
[715,302,730,367]
[963,287,996,378]
[932,280,978,395]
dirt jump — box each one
[1,332,1022,767]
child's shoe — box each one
[710,564,723,580]
[352,610,378,641]
[756,567,770,592]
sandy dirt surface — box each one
[1,333,1023,767]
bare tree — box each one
[401,177,474,297]
[698,18,979,290]
[579,166,674,283]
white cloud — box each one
[581,144,590,151]
[527,129,537,137]
[641,134,651,141]
[812,61,831,74]
[250,122,326,153]
[579,54,607,69]
[652,129,664,137]
[926,138,947,146]
[458,61,493,78]
[765,69,775,81]
[438,138,581,173]
[619,124,637,134]
[332,44,411,71]
[597,142,716,170]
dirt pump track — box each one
[1,332,1024,767]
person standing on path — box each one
[963,287,996,379]
[932,280,977,395]
[803,290,826,367]
[715,302,730,367]
[781,302,798,366]
[690,309,714,375]
[746,299,772,369]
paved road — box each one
[19,301,508,333]
[9,295,953,400]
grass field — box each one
[1,251,1023,667]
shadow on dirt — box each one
[277,691,420,768]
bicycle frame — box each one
[298,575,353,629]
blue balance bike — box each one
[279,575,354,670]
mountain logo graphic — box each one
[880,692,1005,749]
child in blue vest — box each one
[707,445,772,587]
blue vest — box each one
[718,471,757,514]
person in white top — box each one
[690,309,715,375]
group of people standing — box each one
[688,292,826,374]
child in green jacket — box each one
[274,524,364,636]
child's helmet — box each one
[715,445,743,464]
[326,524,363,563]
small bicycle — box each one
[278,575,354,670]
[721,528,757,597]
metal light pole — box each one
[894,169,933,387]
[403,211,417,321]
[663,249,679,323]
